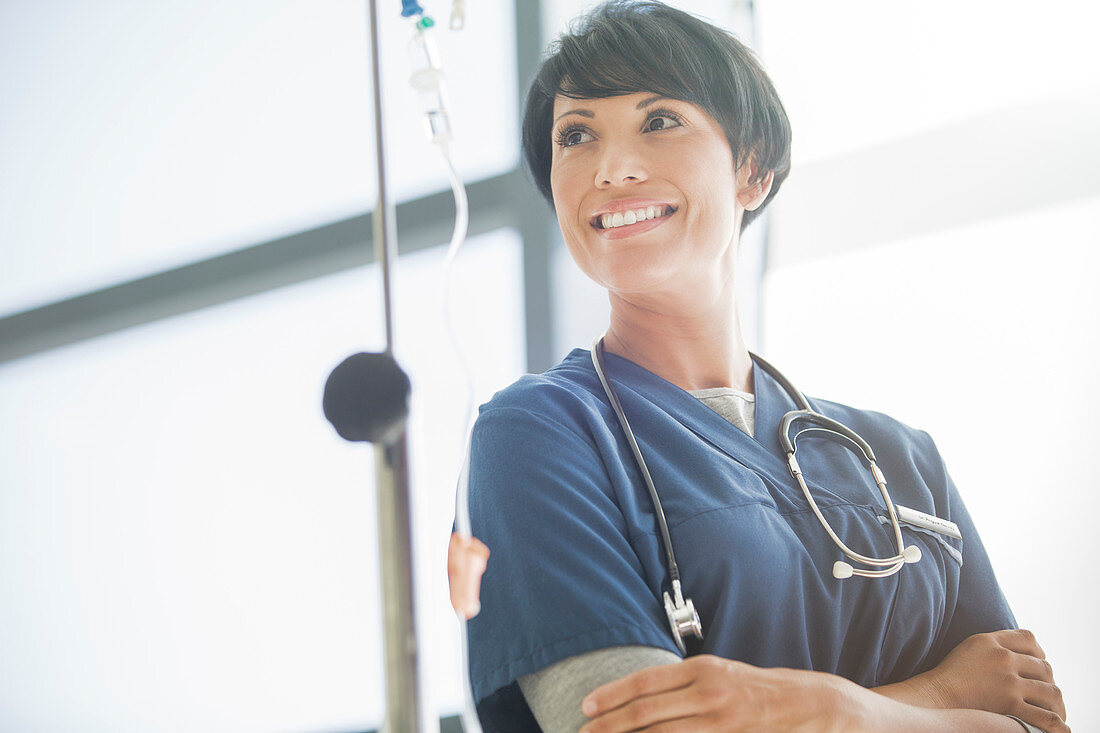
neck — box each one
[602,278,753,395]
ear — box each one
[735,162,774,212]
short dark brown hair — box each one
[521,0,792,231]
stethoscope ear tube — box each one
[752,354,923,578]
[779,410,877,463]
[782,414,919,579]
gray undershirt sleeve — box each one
[517,645,681,733]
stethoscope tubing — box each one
[591,336,683,585]
[590,336,917,584]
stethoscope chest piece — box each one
[664,579,703,655]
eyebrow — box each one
[552,95,669,126]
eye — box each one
[555,125,594,148]
[644,110,684,133]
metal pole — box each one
[364,0,421,730]
[368,0,399,356]
[375,437,420,733]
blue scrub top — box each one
[466,348,1016,731]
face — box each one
[549,92,765,299]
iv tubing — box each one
[439,151,482,733]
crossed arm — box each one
[521,638,1062,733]
[449,534,1068,732]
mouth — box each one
[591,204,677,231]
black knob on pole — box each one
[323,351,411,445]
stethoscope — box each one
[590,335,930,654]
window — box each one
[0,229,524,731]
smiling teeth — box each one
[600,206,672,229]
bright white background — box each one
[2,0,1097,731]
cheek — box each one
[689,152,738,225]
[549,161,576,205]
[550,163,587,231]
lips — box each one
[589,198,678,229]
[593,207,677,240]
[594,205,675,230]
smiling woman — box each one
[450,2,1067,732]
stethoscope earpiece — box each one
[832,561,854,579]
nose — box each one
[594,140,649,189]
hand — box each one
[578,654,859,733]
[447,532,489,619]
[899,629,1068,733]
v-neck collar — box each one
[565,347,807,478]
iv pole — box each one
[324,1,468,729]
[364,0,422,728]
[322,0,423,730]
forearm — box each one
[845,677,1029,733]
[870,671,1044,732]
[871,669,946,708]
[878,706,1032,733]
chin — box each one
[587,255,682,297]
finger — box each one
[447,534,465,611]
[1022,678,1067,722]
[448,535,489,618]
[449,533,489,556]
[582,660,694,718]
[579,688,698,733]
[460,552,488,618]
[447,567,461,610]
[465,534,491,561]
[453,577,481,619]
[447,533,465,581]
[637,720,708,733]
[996,628,1046,659]
[1013,701,1069,733]
[1018,653,1055,684]
[448,577,475,618]
[449,533,489,567]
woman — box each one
[449,2,1067,731]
